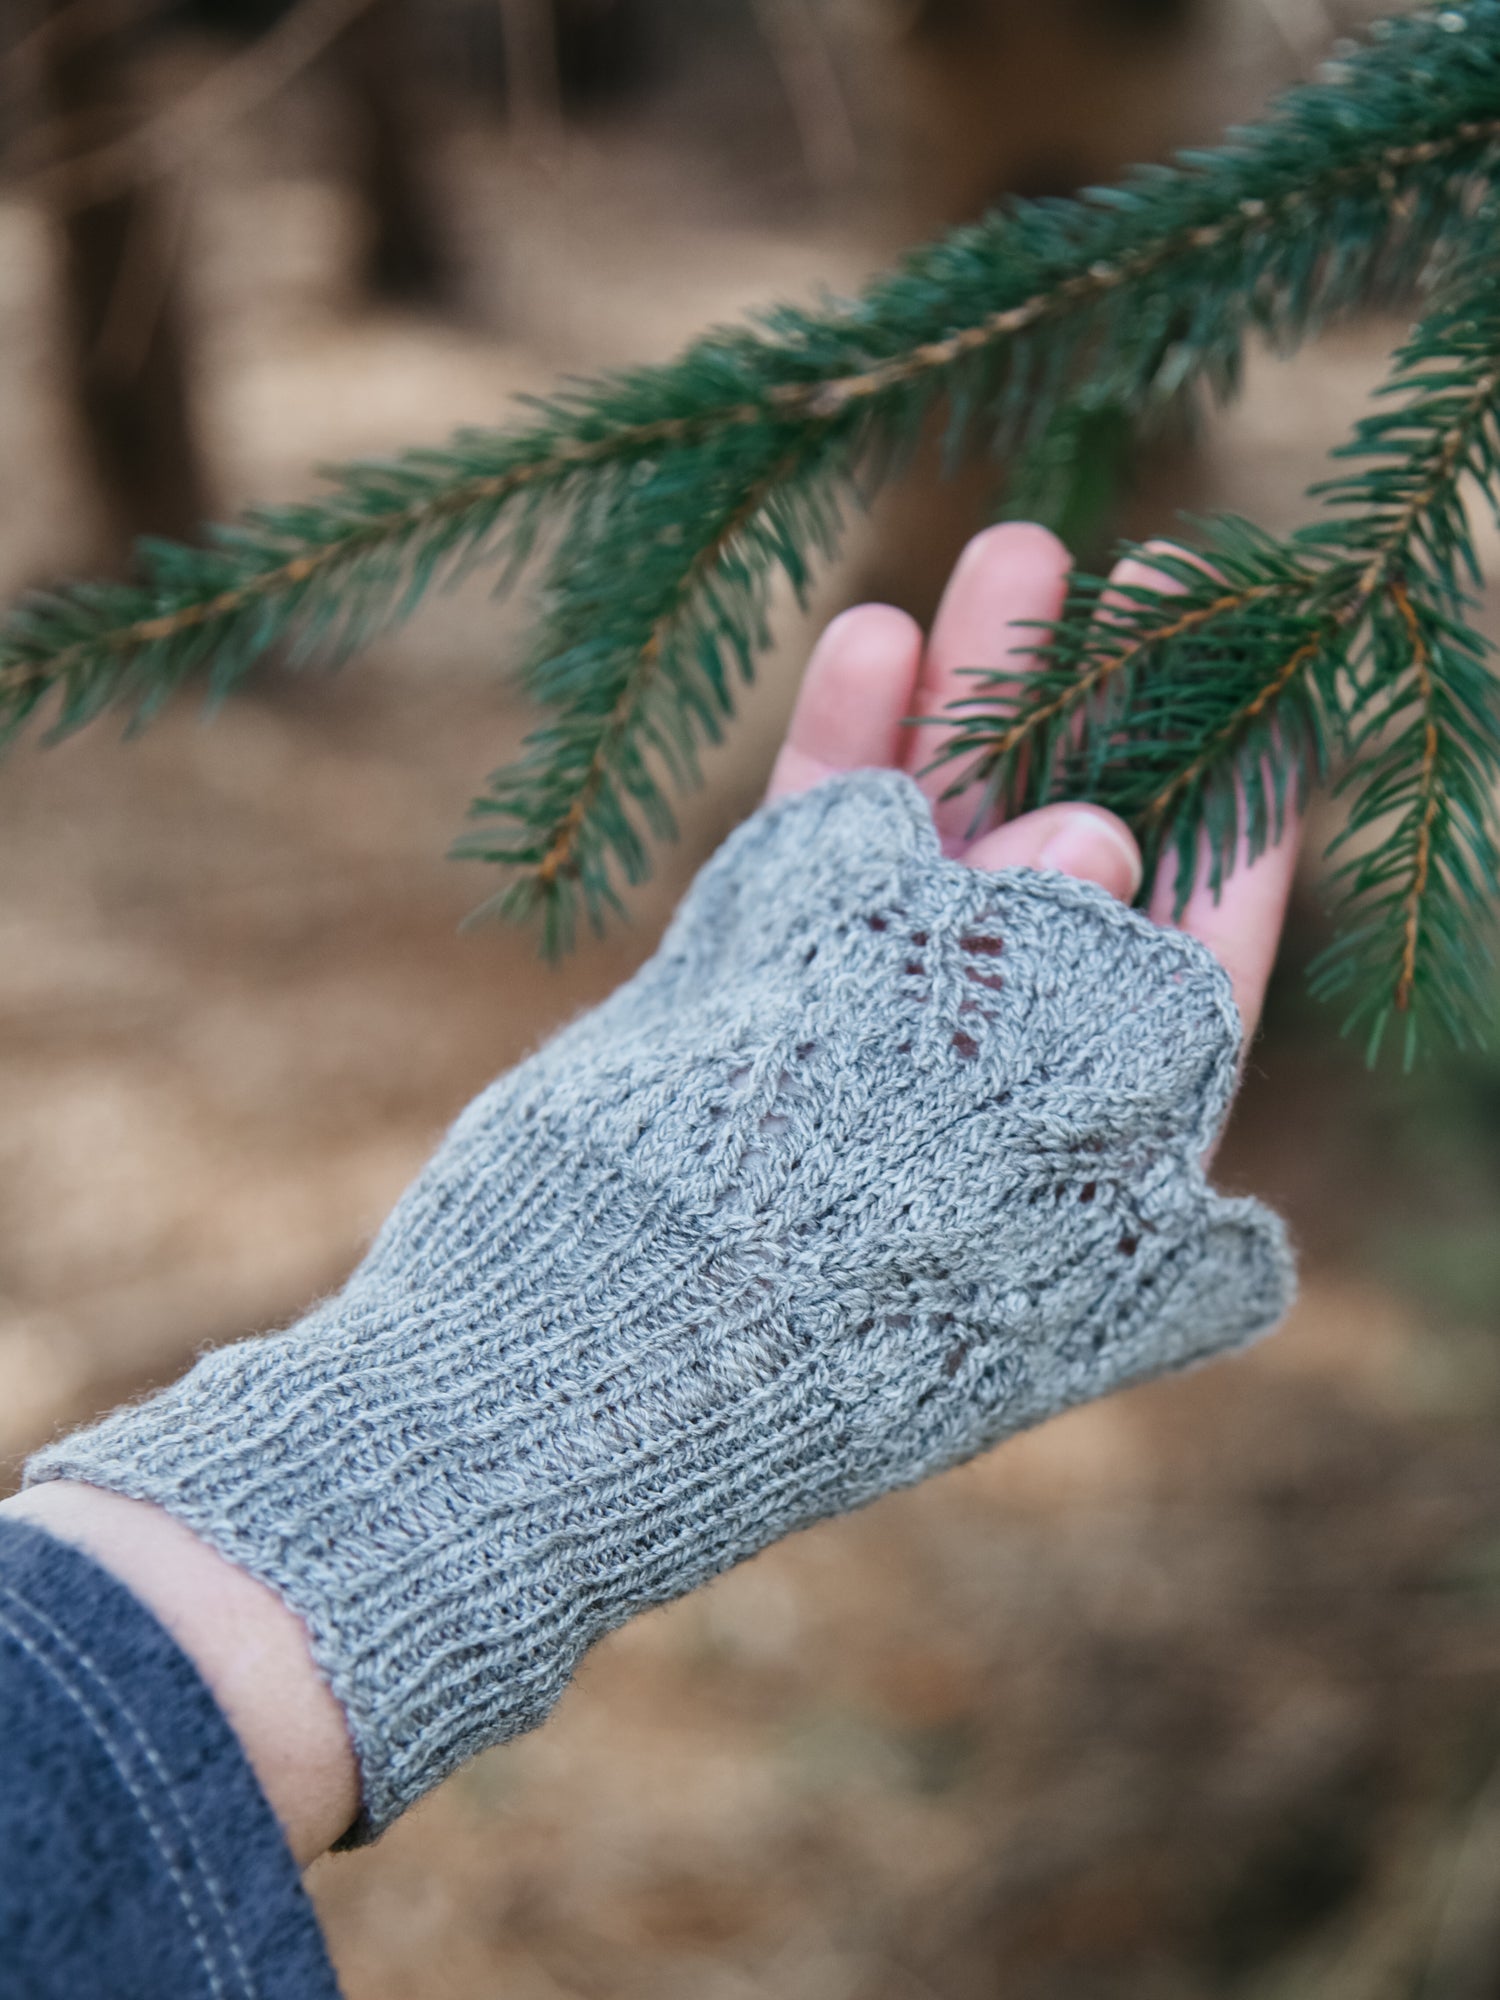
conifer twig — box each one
[6,1,1500,736]
[1391,581,1442,1017]
[7,3,1500,1052]
[1140,628,1331,831]
[942,234,1500,1058]
[532,449,806,894]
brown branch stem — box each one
[983,581,1299,769]
[1141,628,1326,827]
[0,419,710,704]
[1353,360,1500,606]
[1391,580,1440,1014]
[1141,355,1500,835]
[775,119,1500,421]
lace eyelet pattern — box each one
[27,770,1294,1843]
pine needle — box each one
[7,2,1500,1053]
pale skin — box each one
[2,521,1302,1867]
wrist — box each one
[0,1480,359,1866]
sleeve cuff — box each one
[0,1517,343,2000]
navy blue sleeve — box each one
[0,1518,343,2000]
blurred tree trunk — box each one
[337,0,455,306]
[497,0,562,141]
[41,0,215,556]
[861,0,1212,615]
[551,0,649,107]
[898,0,1205,219]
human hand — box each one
[18,535,1300,1868]
[768,522,1301,1039]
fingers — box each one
[767,603,924,802]
[767,569,1143,907]
[1109,541,1303,1038]
[905,523,1073,852]
[766,529,1302,1042]
[1147,822,1300,1039]
[1097,540,1196,609]
[965,802,1142,903]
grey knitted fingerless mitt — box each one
[27,770,1294,1842]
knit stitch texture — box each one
[28,770,1295,1842]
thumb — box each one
[963,802,1142,901]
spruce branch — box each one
[1310,586,1500,1062]
[1301,284,1500,1058]
[457,431,835,947]
[6,6,1500,1050]
[1275,255,1500,1060]
[938,533,1341,890]
[6,0,1500,749]
[942,235,1500,1058]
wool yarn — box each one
[28,771,1293,1841]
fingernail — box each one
[815,606,864,649]
[1038,812,1143,899]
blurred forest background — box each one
[3,2,1500,1995]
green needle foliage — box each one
[944,245,1500,1063]
[5,4,1500,1053]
